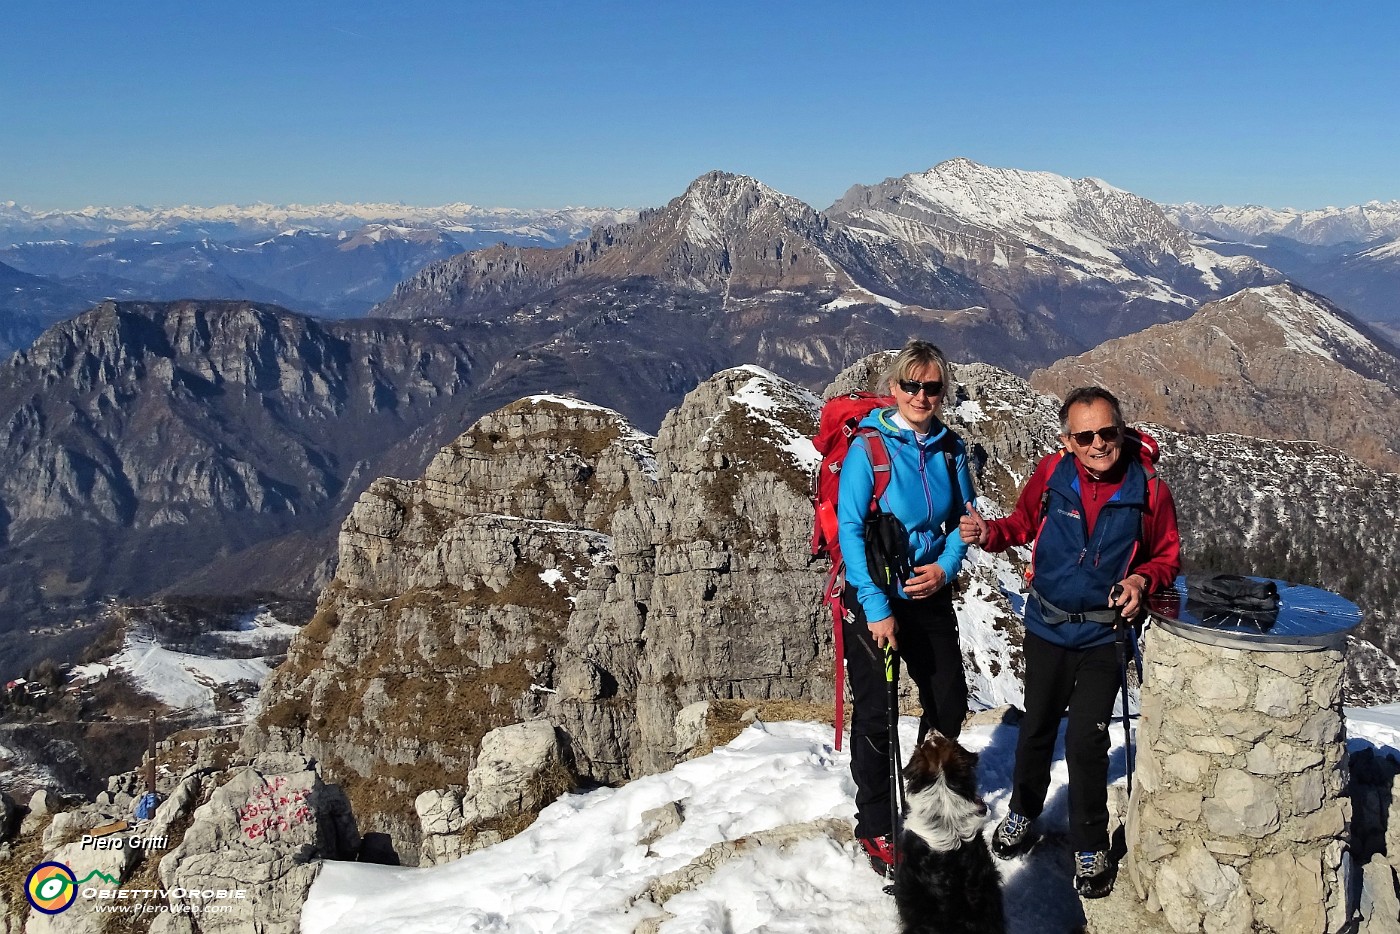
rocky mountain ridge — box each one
[1194,232,1400,345]
[373,171,973,319]
[1031,282,1400,472]
[828,158,1275,345]
[377,161,1279,371]
[0,300,494,673]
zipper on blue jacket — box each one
[918,440,935,527]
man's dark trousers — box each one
[1010,629,1121,853]
[843,587,967,839]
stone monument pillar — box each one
[1126,619,1352,934]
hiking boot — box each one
[859,835,896,878]
[990,811,1033,859]
[1074,850,1115,898]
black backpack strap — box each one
[938,429,961,534]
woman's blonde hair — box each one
[885,340,952,405]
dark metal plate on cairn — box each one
[1146,575,1361,652]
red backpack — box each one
[811,393,895,750]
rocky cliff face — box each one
[238,375,836,862]
[0,300,489,671]
[1030,283,1400,472]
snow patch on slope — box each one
[1248,285,1378,361]
[727,367,822,474]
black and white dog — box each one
[894,732,1005,934]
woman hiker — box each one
[837,339,976,877]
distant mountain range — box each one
[1165,201,1400,246]
[0,226,473,327]
[1166,201,1400,343]
[0,205,638,354]
[0,201,636,248]
[376,162,1279,374]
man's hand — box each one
[869,616,898,650]
[1111,574,1149,619]
[905,564,947,599]
[959,501,989,546]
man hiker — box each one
[960,386,1180,898]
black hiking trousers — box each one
[1009,630,1121,853]
[843,586,968,839]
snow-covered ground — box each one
[68,606,299,717]
[304,710,1400,934]
[302,719,1090,933]
[105,637,272,713]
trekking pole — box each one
[885,644,904,873]
[1131,619,1145,681]
[1118,634,1135,799]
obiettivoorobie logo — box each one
[25,862,85,914]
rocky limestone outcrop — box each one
[241,394,665,862]
[240,360,1033,866]
[155,753,357,934]
[416,719,569,865]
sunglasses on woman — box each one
[1068,425,1121,446]
[898,379,944,397]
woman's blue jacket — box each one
[836,408,975,624]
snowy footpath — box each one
[303,712,1400,934]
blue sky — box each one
[4,1,1398,211]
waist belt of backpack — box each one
[1030,586,1120,625]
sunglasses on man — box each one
[1067,425,1121,446]
[897,379,944,397]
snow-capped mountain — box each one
[1031,282,1400,471]
[379,162,1290,375]
[1167,200,1400,246]
[827,158,1279,345]
[375,170,979,318]
[0,200,636,248]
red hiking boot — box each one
[859,834,897,877]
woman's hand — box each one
[904,564,947,599]
[869,616,898,650]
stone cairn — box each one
[1126,622,1351,934]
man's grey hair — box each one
[885,340,953,405]
[1058,386,1125,434]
